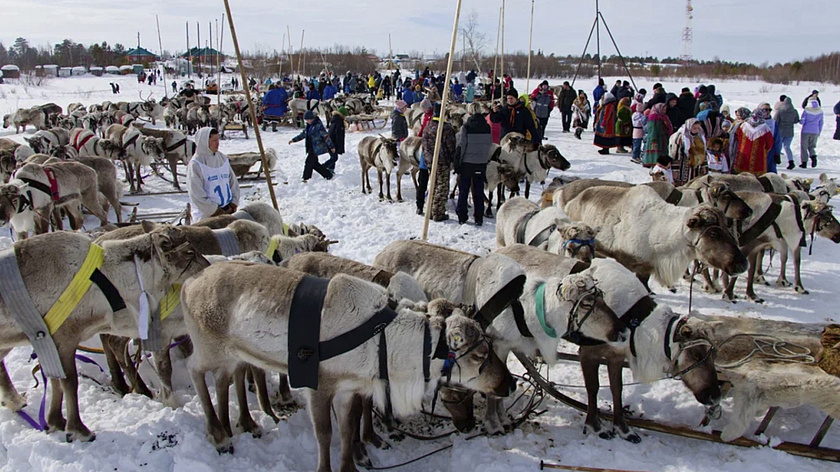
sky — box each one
[1,0,839,65]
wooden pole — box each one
[216,16,223,108]
[539,461,648,472]
[197,22,201,78]
[156,15,167,98]
[500,0,505,92]
[222,0,281,211]
[186,22,192,78]
[526,0,534,92]
[388,34,394,70]
[287,25,294,78]
[491,6,501,99]
[420,0,464,241]
[279,33,286,78]
[297,30,305,80]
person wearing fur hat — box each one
[557,81,577,133]
[422,103,457,221]
[529,80,555,140]
[289,110,335,182]
[594,92,619,154]
[391,100,409,142]
[490,87,540,144]
[645,83,667,111]
[732,107,774,175]
[325,106,348,172]
[572,90,591,140]
[799,99,824,168]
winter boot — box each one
[598,148,610,155]
[786,161,796,170]
[575,128,583,140]
[811,155,817,168]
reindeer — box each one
[359,135,399,201]
[104,124,165,193]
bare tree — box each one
[459,10,487,73]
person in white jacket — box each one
[186,127,240,221]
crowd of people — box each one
[588,79,838,185]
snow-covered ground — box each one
[0,74,839,472]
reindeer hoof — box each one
[65,429,95,443]
[795,286,809,294]
[597,430,616,440]
[775,280,793,287]
[216,444,234,454]
[750,297,765,304]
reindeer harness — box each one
[0,243,125,378]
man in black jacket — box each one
[677,87,696,121]
[645,83,667,111]
[557,81,577,133]
[490,88,539,144]
[455,113,492,225]
[802,89,821,109]
[324,107,347,171]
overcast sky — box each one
[2,0,838,65]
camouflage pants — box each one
[431,164,450,221]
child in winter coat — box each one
[324,106,348,172]
[650,155,674,184]
[706,137,729,173]
[630,103,646,163]
[289,110,335,182]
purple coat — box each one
[800,109,824,134]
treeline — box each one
[2,35,838,86]
[0,37,130,69]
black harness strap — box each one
[472,274,527,329]
[123,132,139,150]
[166,138,187,153]
[620,296,658,358]
[319,306,398,361]
[758,176,774,192]
[288,275,329,389]
[529,225,556,248]
[371,269,394,287]
[663,315,680,360]
[19,178,53,199]
[739,201,782,246]
[665,188,683,205]
[89,269,127,313]
[510,300,533,338]
[780,194,807,247]
[514,210,539,245]
[422,321,431,382]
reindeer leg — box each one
[214,368,234,437]
[745,251,763,303]
[336,392,362,472]
[377,169,385,201]
[793,246,808,294]
[608,357,640,443]
[754,249,768,285]
[485,189,494,218]
[361,396,388,449]
[168,155,181,190]
[396,171,403,202]
[135,162,144,193]
[151,346,180,408]
[722,273,738,302]
[234,366,262,437]
[57,344,95,442]
[46,378,66,433]
[120,339,154,398]
[360,167,367,194]
[385,171,393,202]
[276,373,294,406]
[524,180,531,199]
[249,366,279,423]
[0,352,26,412]
[307,389,336,472]
[190,367,232,452]
[100,334,130,396]
[350,394,372,468]
[123,161,136,192]
[580,349,610,439]
[776,243,792,287]
[701,267,722,293]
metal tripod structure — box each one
[571,0,636,91]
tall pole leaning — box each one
[420,0,464,241]
[500,0,505,92]
[156,15,167,98]
[222,0,280,211]
[491,6,501,99]
[526,0,534,92]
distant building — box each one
[125,46,159,66]
[1,64,20,79]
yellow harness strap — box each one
[282,223,290,236]
[160,284,182,321]
[265,237,279,260]
[43,244,104,334]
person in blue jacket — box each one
[322,81,337,100]
[289,110,335,182]
[262,83,288,119]
[402,85,416,106]
[592,78,606,104]
[306,83,320,101]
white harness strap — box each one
[213,228,241,257]
[0,248,66,378]
[133,255,151,342]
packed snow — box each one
[0,73,839,472]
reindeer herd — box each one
[1,90,840,470]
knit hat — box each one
[505,87,519,98]
[540,80,549,86]
[303,110,316,120]
[337,106,349,117]
[395,100,407,110]
[420,98,433,111]
[653,83,663,90]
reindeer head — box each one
[559,223,598,264]
[0,152,17,183]
[707,182,752,220]
[3,114,11,129]
[497,162,522,192]
[802,201,840,243]
[99,139,126,160]
[687,206,747,275]
[141,137,166,159]
[556,273,626,345]
[538,144,571,171]
[23,136,44,154]
[142,221,210,287]
[669,316,721,407]
[428,304,516,398]
[0,181,28,225]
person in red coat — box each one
[594,92,618,154]
[732,108,774,175]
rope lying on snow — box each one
[714,333,816,369]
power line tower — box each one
[681,0,693,64]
